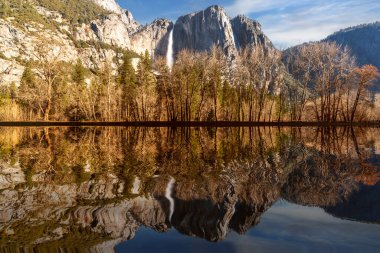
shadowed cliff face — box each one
[324,22,380,91]
[0,127,379,251]
[231,15,274,50]
[325,23,380,72]
[173,6,237,57]
[173,6,274,58]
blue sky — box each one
[117,0,380,48]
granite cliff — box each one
[173,5,273,58]
[0,1,273,85]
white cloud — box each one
[225,0,380,47]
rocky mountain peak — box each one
[185,5,228,18]
[129,18,173,56]
[90,0,124,14]
[205,5,227,13]
[231,14,273,50]
[233,15,262,32]
[146,18,173,29]
[90,0,140,33]
[172,5,274,58]
[173,5,237,57]
[125,9,136,23]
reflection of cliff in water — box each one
[0,127,379,250]
[324,182,380,223]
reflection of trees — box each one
[283,152,360,206]
[0,127,379,248]
[283,127,380,207]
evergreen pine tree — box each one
[136,50,156,120]
[9,82,17,103]
[18,63,37,116]
[119,53,137,120]
[72,59,86,86]
[143,50,152,69]
[20,63,36,89]
[119,53,136,87]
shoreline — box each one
[0,121,379,127]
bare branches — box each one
[350,65,380,121]
[284,42,377,122]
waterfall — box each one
[165,177,176,223]
[166,28,174,69]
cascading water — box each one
[166,28,174,69]
[165,177,176,223]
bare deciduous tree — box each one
[32,40,64,121]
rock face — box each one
[173,5,274,58]
[89,0,140,33]
[232,15,273,50]
[0,59,24,84]
[130,19,174,56]
[90,0,124,14]
[123,10,141,34]
[75,0,170,57]
[0,0,171,84]
[173,6,237,57]
[90,14,131,48]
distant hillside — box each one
[324,22,380,70]
[284,22,380,92]
[325,22,380,92]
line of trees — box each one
[0,41,379,122]
[284,42,380,122]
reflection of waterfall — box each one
[165,177,176,222]
[166,28,174,69]
[131,176,141,194]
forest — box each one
[0,41,379,122]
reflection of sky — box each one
[116,200,380,253]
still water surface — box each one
[0,127,379,252]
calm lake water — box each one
[0,127,379,252]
